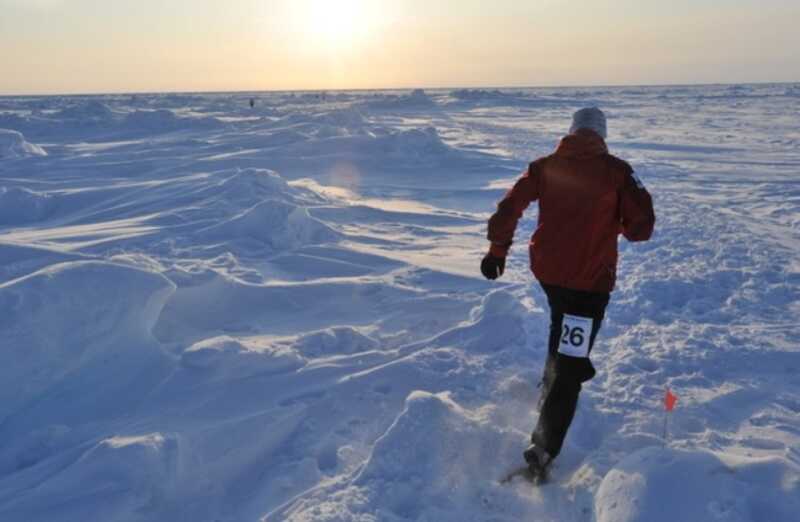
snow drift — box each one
[52,100,116,124]
[190,168,339,252]
[0,261,174,425]
[198,200,338,251]
[283,126,453,162]
[595,447,800,522]
[0,129,47,158]
[0,262,176,520]
[358,89,438,111]
[124,109,223,131]
[181,335,306,379]
[269,391,523,521]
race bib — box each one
[558,314,593,358]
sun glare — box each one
[295,0,375,52]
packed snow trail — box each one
[0,85,798,521]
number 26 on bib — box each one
[559,314,594,358]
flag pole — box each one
[662,388,677,447]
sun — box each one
[298,0,374,52]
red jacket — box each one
[487,130,655,292]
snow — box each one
[181,335,306,378]
[595,447,800,522]
[52,100,117,124]
[0,83,799,521]
[0,129,47,158]
[0,187,54,224]
[123,108,223,131]
[274,390,523,522]
[0,261,174,423]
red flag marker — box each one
[665,389,678,412]
[662,388,678,446]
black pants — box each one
[531,283,610,458]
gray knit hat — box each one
[569,107,607,138]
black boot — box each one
[523,443,553,484]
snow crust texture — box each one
[0,84,799,521]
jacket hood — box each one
[555,129,608,158]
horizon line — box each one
[1,79,798,99]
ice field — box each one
[1,84,799,521]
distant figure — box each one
[249,98,255,109]
[482,107,655,482]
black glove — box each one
[481,253,505,280]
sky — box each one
[1,0,799,95]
